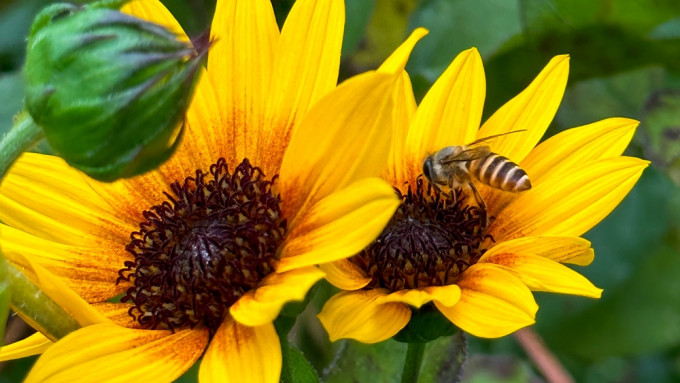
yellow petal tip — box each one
[411,27,429,39]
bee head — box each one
[422,156,434,182]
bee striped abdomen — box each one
[469,154,531,192]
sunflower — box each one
[0,0,419,381]
[317,46,649,342]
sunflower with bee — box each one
[422,130,532,211]
[317,42,648,341]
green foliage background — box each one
[2,0,680,382]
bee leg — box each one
[468,182,488,225]
[446,179,458,205]
[468,182,486,210]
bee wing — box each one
[466,130,527,148]
[439,146,491,164]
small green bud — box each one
[24,2,206,181]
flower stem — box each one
[515,327,574,383]
[1,258,80,341]
[0,113,44,180]
[0,114,79,340]
[401,342,426,383]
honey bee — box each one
[422,131,531,209]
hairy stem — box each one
[401,342,426,383]
[0,116,80,341]
[0,113,44,180]
[2,259,80,341]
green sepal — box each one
[393,303,457,343]
[24,3,206,182]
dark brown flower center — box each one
[117,158,286,331]
[350,177,492,291]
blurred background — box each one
[2,0,680,382]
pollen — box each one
[350,177,492,291]
[117,158,286,332]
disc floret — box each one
[118,158,286,331]
[350,178,491,291]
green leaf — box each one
[482,29,680,115]
[545,243,680,359]
[581,357,630,383]
[457,355,536,383]
[341,0,375,57]
[554,67,665,129]
[419,332,466,383]
[347,0,418,74]
[323,334,468,383]
[638,90,680,186]
[516,0,680,36]
[650,17,680,39]
[284,344,321,383]
[406,0,680,113]
[406,0,521,88]
[323,339,405,383]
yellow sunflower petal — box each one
[481,236,594,266]
[384,71,418,189]
[279,71,396,220]
[230,266,325,326]
[435,264,537,338]
[318,290,411,343]
[92,302,141,329]
[122,0,187,40]
[162,68,232,178]
[522,117,639,183]
[0,332,51,362]
[199,318,281,383]
[0,153,134,246]
[278,178,399,272]
[378,28,426,188]
[489,157,649,241]
[1,225,127,303]
[477,55,569,163]
[208,0,278,166]
[404,48,485,177]
[378,27,429,74]
[11,253,110,327]
[376,284,461,308]
[85,169,173,228]
[319,259,371,290]
[24,324,208,383]
[480,253,602,298]
[261,0,344,172]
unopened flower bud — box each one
[24,2,206,181]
